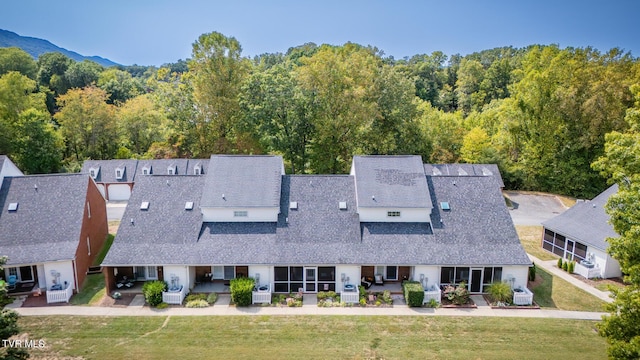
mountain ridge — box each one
[0,29,120,67]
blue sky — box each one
[1,0,638,66]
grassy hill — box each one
[0,29,119,67]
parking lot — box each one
[504,191,569,226]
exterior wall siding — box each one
[201,207,279,222]
[357,207,431,222]
[43,261,74,291]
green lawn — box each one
[530,267,606,312]
[19,316,606,360]
[69,273,105,305]
[94,234,115,266]
[516,225,557,261]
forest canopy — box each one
[0,33,638,198]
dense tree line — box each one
[0,33,638,197]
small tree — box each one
[557,258,563,269]
[0,256,29,359]
[528,263,537,282]
[568,261,575,274]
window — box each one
[194,165,201,175]
[387,211,401,217]
[115,168,123,179]
[234,211,248,217]
[223,266,235,280]
[90,169,96,178]
[87,201,91,218]
[142,166,150,175]
[275,266,334,292]
[440,267,454,284]
[167,166,176,175]
[386,266,398,281]
[482,267,503,292]
[87,236,91,256]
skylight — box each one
[440,202,450,210]
[140,201,150,210]
[339,201,347,210]
[185,201,194,210]
[289,201,298,210]
[7,202,18,211]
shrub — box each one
[402,281,424,307]
[156,302,169,309]
[562,261,569,271]
[443,282,470,305]
[557,258,563,269]
[487,281,513,303]
[528,263,536,282]
[359,298,367,307]
[185,293,207,302]
[382,290,393,305]
[425,298,439,308]
[230,277,255,307]
[186,299,209,308]
[568,261,575,274]
[358,285,366,299]
[142,280,167,307]
[207,292,218,304]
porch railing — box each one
[252,284,271,304]
[574,263,602,279]
[46,285,73,304]
[423,284,442,304]
[512,287,533,305]
[162,285,187,305]
[340,289,359,304]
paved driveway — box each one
[106,201,127,221]
[504,191,568,226]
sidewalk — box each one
[529,254,613,303]
[11,294,605,320]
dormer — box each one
[167,164,177,175]
[200,155,284,222]
[194,163,202,175]
[89,166,100,180]
[351,156,432,223]
[115,166,124,180]
[142,165,152,175]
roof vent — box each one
[7,202,18,212]
[140,201,150,210]
[458,168,468,176]
[432,167,442,175]
[222,194,226,200]
[289,201,298,210]
[481,167,493,176]
[440,202,450,211]
[372,195,376,201]
[339,201,347,210]
[34,184,38,191]
[185,201,194,210]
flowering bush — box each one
[443,282,470,305]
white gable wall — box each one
[201,207,279,222]
[358,207,431,222]
[502,265,529,290]
[43,261,75,290]
[163,265,189,290]
[413,266,440,288]
[0,157,24,188]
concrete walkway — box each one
[529,254,613,303]
[12,293,605,320]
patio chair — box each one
[374,274,384,285]
[361,277,372,289]
[7,275,17,290]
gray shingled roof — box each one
[542,184,618,250]
[81,160,138,183]
[352,155,432,209]
[104,169,529,267]
[0,174,89,265]
[101,175,205,266]
[186,159,209,175]
[423,163,505,188]
[136,159,189,177]
[201,155,283,208]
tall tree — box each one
[239,61,312,173]
[0,47,37,79]
[14,108,63,173]
[296,43,379,173]
[593,84,640,359]
[0,71,47,155]
[65,60,103,89]
[117,94,168,155]
[55,86,117,160]
[97,68,143,104]
[37,52,72,95]
[188,31,249,156]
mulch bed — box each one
[482,294,540,309]
[97,293,136,307]
[439,297,477,308]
